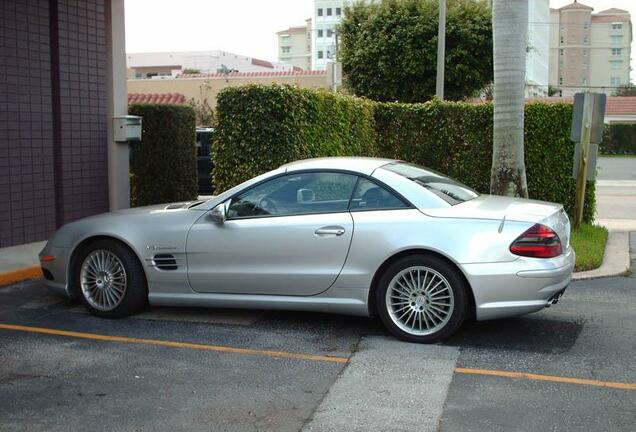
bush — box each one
[214,85,595,223]
[600,124,636,155]
[212,84,377,192]
[128,104,198,206]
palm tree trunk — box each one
[490,0,529,198]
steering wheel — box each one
[258,197,278,214]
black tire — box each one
[74,239,148,318]
[376,254,469,343]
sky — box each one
[125,0,635,81]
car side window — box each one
[227,172,358,218]
[349,178,408,211]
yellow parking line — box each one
[0,267,42,287]
[455,367,636,391]
[0,323,349,364]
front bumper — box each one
[463,247,575,321]
[39,243,73,298]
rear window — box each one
[383,162,479,205]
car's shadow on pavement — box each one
[254,309,583,354]
[443,315,583,353]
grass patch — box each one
[570,224,608,272]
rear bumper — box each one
[463,248,575,321]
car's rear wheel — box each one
[75,239,147,318]
[376,254,468,343]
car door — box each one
[186,171,358,296]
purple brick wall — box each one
[0,0,57,247]
[0,0,109,248]
[57,0,109,224]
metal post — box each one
[573,92,593,229]
[436,0,446,99]
[332,31,339,93]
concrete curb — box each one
[0,266,42,287]
[572,231,630,281]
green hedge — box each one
[128,104,198,207]
[214,85,595,223]
[212,85,377,192]
[600,124,636,155]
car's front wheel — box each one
[376,254,469,343]
[75,239,148,318]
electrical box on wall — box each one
[113,115,142,142]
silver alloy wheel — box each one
[385,266,454,336]
[80,249,127,312]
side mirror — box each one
[209,202,227,224]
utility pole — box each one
[436,0,446,100]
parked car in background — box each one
[196,127,214,194]
[39,157,574,343]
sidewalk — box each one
[0,241,45,286]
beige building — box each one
[277,20,313,71]
[127,70,330,110]
[549,2,632,97]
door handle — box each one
[315,226,346,236]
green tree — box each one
[614,83,636,96]
[339,0,492,102]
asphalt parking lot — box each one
[1,271,635,432]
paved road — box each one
[1,266,635,431]
[595,157,636,224]
[597,156,636,181]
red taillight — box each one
[510,223,562,258]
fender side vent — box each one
[152,254,178,271]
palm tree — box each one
[490,0,529,198]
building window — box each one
[318,29,323,37]
[317,8,323,16]
[610,60,622,70]
[611,35,623,45]
[583,36,588,44]
[612,22,623,30]
[583,49,588,57]
[336,7,342,16]
[583,62,588,69]
[318,51,324,59]
[560,49,564,56]
[327,29,333,37]
[612,48,622,56]
[281,46,290,53]
[582,78,587,85]
[584,22,589,29]
[559,60,564,68]
[327,8,332,16]
[611,77,621,86]
[560,36,564,44]
[559,77,563,85]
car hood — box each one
[47,201,206,248]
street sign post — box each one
[571,92,606,229]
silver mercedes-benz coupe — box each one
[40,157,574,343]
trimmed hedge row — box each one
[212,85,377,191]
[213,85,595,223]
[129,104,198,207]
[601,123,636,155]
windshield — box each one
[383,162,479,205]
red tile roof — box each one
[251,58,275,69]
[559,1,593,11]
[530,96,636,116]
[178,70,327,79]
[596,8,629,14]
[128,92,186,104]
